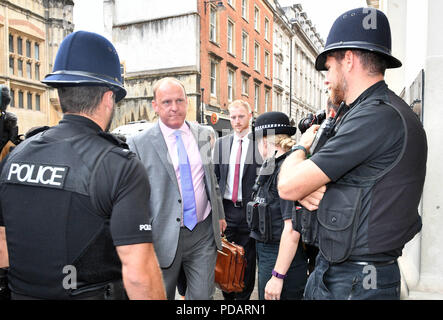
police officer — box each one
[246,112,307,300]
[0,85,22,161]
[0,31,166,300]
[278,8,427,300]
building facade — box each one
[0,0,74,135]
[73,0,326,136]
[368,0,443,300]
[200,0,274,133]
[282,3,327,139]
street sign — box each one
[210,112,218,125]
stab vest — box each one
[0,119,126,299]
[316,88,427,263]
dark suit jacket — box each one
[213,133,262,226]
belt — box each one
[348,259,397,267]
[223,199,243,208]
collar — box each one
[349,80,387,109]
[233,131,250,143]
[158,119,191,138]
[60,114,102,133]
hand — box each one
[299,185,326,211]
[264,276,283,300]
[219,219,227,235]
[299,125,320,154]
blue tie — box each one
[174,130,198,230]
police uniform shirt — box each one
[310,81,404,186]
[0,115,153,298]
[309,81,405,258]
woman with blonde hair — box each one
[246,111,307,300]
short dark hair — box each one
[57,86,112,115]
[329,49,388,76]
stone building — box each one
[1,0,74,135]
[279,2,327,139]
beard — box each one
[105,103,116,132]
[329,69,347,106]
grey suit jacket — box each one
[127,121,224,268]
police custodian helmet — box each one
[248,111,296,140]
[315,7,402,71]
[42,31,127,102]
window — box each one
[210,7,217,43]
[35,64,40,80]
[18,60,23,77]
[254,6,260,31]
[264,51,270,77]
[227,69,235,102]
[254,84,260,112]
[35,94,41,111]
[265,89,270,112]
[227,0,234,7]
[9,57,14,75]
[241,75,249,95]
[26,40,31,58]
[27,92,32,110]
[17,37,22,55]
[27,62,32,78]
[241,31,248,63]
[241,0,248,20]
[210,60,217,96]
[10,89,15,107]
[254,42,260,71]
[9,34,14,52]
[264,18,270,41]
[227,20,234,54]
[35,43,40,60]
[275,91,282,111]
[18,91,24,108]
[275,57,282,80]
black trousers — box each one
[222,200,256,300]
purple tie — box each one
[174,130,197,230]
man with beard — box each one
[0,31,166,300]
[213,100,262,300]
[278,8,427,299]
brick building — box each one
[200,0,274,132]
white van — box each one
[111,120,155,139]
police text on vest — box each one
[7,162,68,188]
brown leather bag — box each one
[215,237,246,293]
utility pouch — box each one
[317,184,362,263]
[246,201,259,231]
[257,202,272,242]
[293,206,319,246]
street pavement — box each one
[175,267,259,300]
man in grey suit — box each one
[127,77,226,300]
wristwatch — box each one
[291,144,308,157]
[272,269,286,279]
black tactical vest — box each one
[316,88,427,263]
[0,117,125,299]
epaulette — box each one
[98,131,129,149]
[25,126,50,139]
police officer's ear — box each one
[102,90,115,109]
